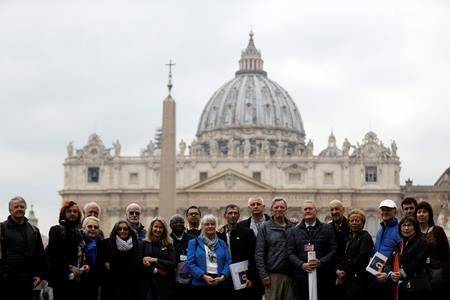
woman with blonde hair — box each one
[138,216,176,300]
[335,209,374,300]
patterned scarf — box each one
[115,235,133,252]
[201,233,218,251]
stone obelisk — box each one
[159,60,176,221]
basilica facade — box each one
[60,33,437,236]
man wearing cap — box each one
[369,199,402,300]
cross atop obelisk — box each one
[166,59,176,95]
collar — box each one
[305,219,317,227]
[380,218,398,228]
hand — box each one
[203,274,216,286]
[289,217,299,225]
[69,265,81,277]
[143,256,157,266]
[80,265,90,274]
[214,275,225,284]
[391,271,401,282]
[376,272,388,283]
[157,268,167,276]
[309,259,321,268]
[105,262,111,270]
[301,262,315,272]
[336,270,346,284]
[261,276,271,287]
[217,224,226,234]
[33,276,41,288]
[245,279,253,288]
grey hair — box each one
[200,214,218,227]
[248,195,265,206]
[169,214,185,225]
[9,196,27,211]
[303,199,316,208]
[271,196,288,209]
[82,216,100,228]
[126,203,141,214]
[83,202,101,215]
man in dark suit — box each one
[218,204,260,300]
[185,206,201,237]
[288,200,337,300]
[238,196,270,237]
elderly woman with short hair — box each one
[187,214,231,300]
[335,209,374,300]
[80,216,106,300]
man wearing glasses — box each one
[126,203,147,241]
[185,206,201,237]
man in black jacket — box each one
[0,196,45,300]
[238,195,270,237]
[218,204,259,300]
[170,214,195,300]
[288,200,337,300]
[329,200,349,263]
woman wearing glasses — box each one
[103,220,140,300]
[187,214,231,300]
[80,216,106,300]
[139,217,177,300]
[377,216,429,300]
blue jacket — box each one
[373,218,402,258]
[187,237,231,286]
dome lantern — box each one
[235,31,267,77]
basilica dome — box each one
[196,32,305,139]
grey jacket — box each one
[255,218,293,279]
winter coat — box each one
[187,237,231,286]
[374,218,402,258]
[255,218,293,279]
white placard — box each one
[308,251,318,300]
[229,260,249,290]
[366,252,388,276]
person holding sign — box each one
[218,204,259,300]
[288,200,337,300]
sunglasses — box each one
[86,225,99,230]
[129,211,140,216]
[118,227,129,232]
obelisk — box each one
[159,60,176,221]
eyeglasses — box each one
[86,225,99,230]
[118,227,129,232]
[401,224,413,228]
[129,211,140,216]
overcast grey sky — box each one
[1,0,449,234]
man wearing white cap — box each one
[369,199,402,300]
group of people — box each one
[0,195,449,300]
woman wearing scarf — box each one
[139,217,176,300]
[187,214,231,300]
[79,216,105,300]
[102,220,140,300]
[46,200,85,300]
[378,216,429,300]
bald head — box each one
[329,199,345,224]
[248,195,265,218]
[84,202,101,218]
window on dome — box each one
[365,167,377,183]
[87,167,99,183]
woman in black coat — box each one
[46,201,85,300]
[139,217,177,300]
[102,220,140,300]
[79,216,106,300]
[379,216,429,300]
[335,209,374,300]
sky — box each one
[1,0,449,235]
